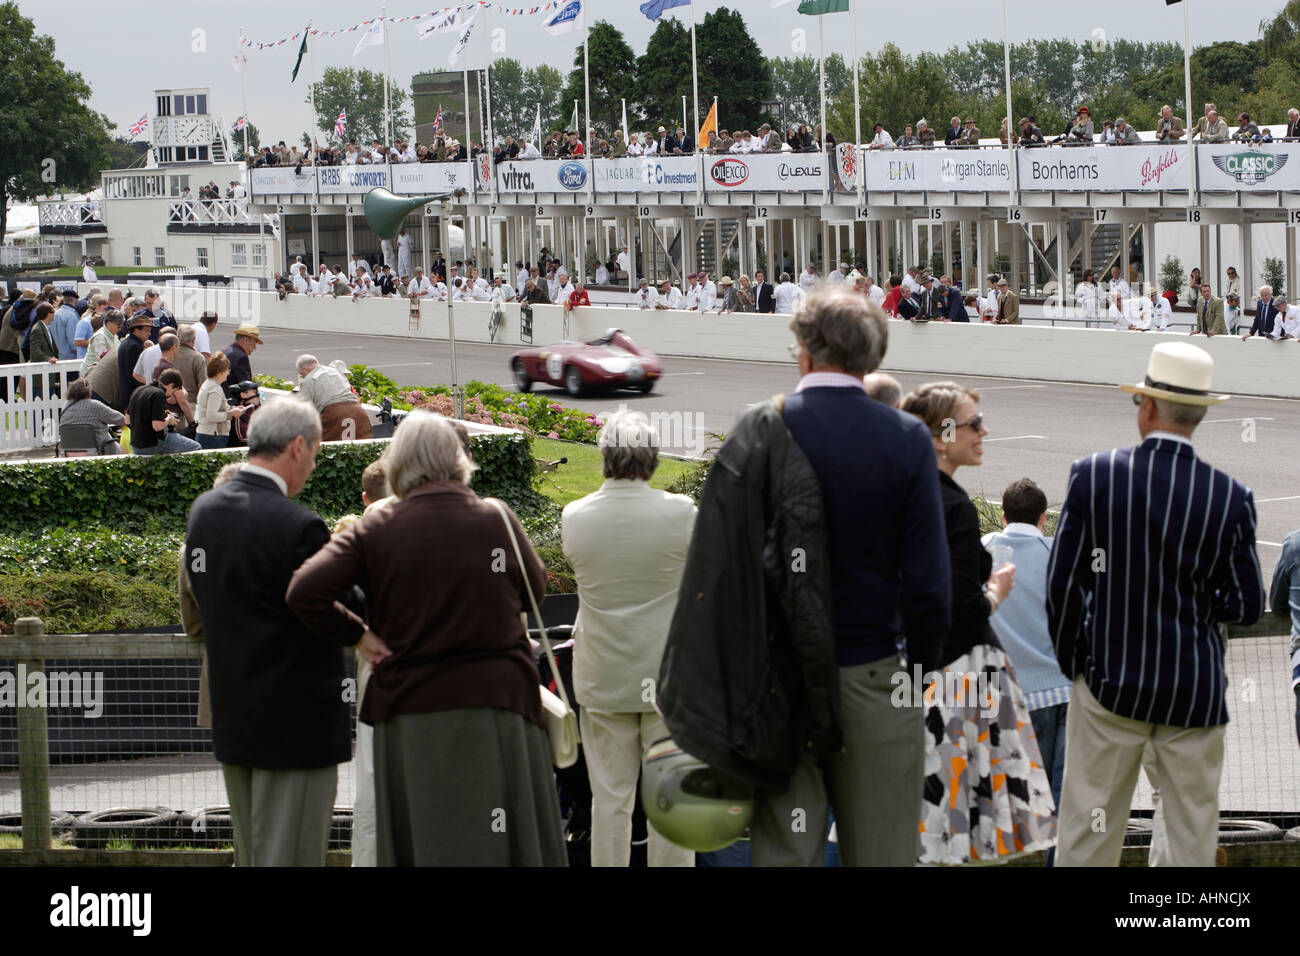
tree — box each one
[307,66,411,144]
[560,21,637,139]
[634,18,692,131]
[230,121,261,161]
[768,54,849,131]
[828,43,956,144]
[696,9,771,134]
[0,2,113,241]
[525,65,566,141]
[104,137,148,171]
[489,58,531,139]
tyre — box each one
[1123,817,1154,846]
[181,805,234,846]
[512,359,532,392]
[1216,819,1283,844]
[0,811,75,835]
[330,807,353,851]
[564,365,584,397]
[1285,826,1300,842]
[74,807,179,849]
[635,380,655,394]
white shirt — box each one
[774,281,804,314]
[469,279,492,302]
[828,269,849,285]
[871,130,895,149]
[397,234,412,255]
[1272,308,1300,338]
[401,146,417,164]
[194,323,211,355]
[290,261,306,278]
[902,274,920,295]
[867,284,886,306]
[519,142,541,159]
[636,286,658,309]
[627,140,644,157]
[345,150,359,165]
[1075,281,1102,318]
[595,264,609,285]
[353,276,375,297]
[293,272,311,294]
[231,184,246,200]
[517,268,531,290]
[696,281,717,311]
[661,287,685,310]
[380,239,394,259]
[491,284,514,303]
[431,281,448,301]
[349,259,370,280]
[555,281,575,302]
[134,343,162,383]
[408,276,434,297]
[1142,296,1173,332]
[616,251,631,274]
[642,139,659,155]
[82,264,97,283]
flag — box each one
[698,99,717,144]
[232,51,247,74]
[417,8,461,40]
[531,104,542,148]
[797,0,849,12]
[449,14,476,66]
[570,102,579,134]
[433,105,444,135]
[353,20,383,57]
[128,115,148,138]
[335,109,347,138]
[544,0,582,35]
[290,28,309,82]
[621,99,629,145]
[640,0,690,19]
[235,116,248,132]
[772,0,800,5]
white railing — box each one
[167,198,258,225]
[0,360,81,453]
[38,201,104,228]
[0,243,65,267]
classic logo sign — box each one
[557,161,588,190]
[1211,150,1289,184]
[710,158,749,187]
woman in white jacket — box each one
[1074,268,1102,329]
[195,352,246,449]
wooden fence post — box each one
[12,617,51,851]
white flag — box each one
[449,14,476,66]
[771,0,799,6]
[353,20,383,57]
[232,52,247,75]
[622,99,629,143]
[544,0,582,36]
[418,8,461,41]
[570,102,579,133]
[532,104,542,149]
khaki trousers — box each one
[222,764,337,867]
[579,708,695,867]
[1056,677,1224,867]
[751,656,925,867]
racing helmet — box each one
[641,737,754,852]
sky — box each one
[19,0,1290,144]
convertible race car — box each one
[511,329,663,396]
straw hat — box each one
[1118,342,1229,406]
[233,323,263,344]
[719,276,734,286]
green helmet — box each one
[641,737,754,852]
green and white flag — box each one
[797,0,849,13]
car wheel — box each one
[512,359,532,392]
[564,365,583,397]
[635,380,655,394]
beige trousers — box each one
[579,708,695,867]
[1056,677,1224,867]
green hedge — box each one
[0,572,180,636]
[0,432,542,536]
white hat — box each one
[1119,342,1229,406]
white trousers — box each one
[579,708,695,868]
[352,653,376,867]
[1056,677,1224,867]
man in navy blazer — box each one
[752,270,776,313]
[1240,283,1278,339]
[1047,342,1264,867]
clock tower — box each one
[150,88,229,165]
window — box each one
[132,247,142,267]
[173,94,183,116]
[231,242,247,266]
[252,243,265,267]
[157,147,173,164]
[185,95,196,115]
[155,247,166,267]
[169,175,189,197]
[156,95,170,117]
[197,247,209,270]
[197,94,207,115]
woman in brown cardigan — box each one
[287,411,566,866]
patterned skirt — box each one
[917,644,1057,865]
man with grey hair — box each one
[186,397,384,866]
[296,354,373,442]
[562,409,697,867]
[659,287,951,867]
[863,371,903,408]
[175,324,207,402]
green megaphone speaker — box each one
[363,188,454,240]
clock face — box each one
[180,119,206,144]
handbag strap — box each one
[487,498,572,713]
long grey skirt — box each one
[373,707,567,866]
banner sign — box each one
[497,157,698,193]
[1017,144,1189,191]
[318,164,390,195]
[834,144,858,193]
[862,149,1011,192]
[250,166,317,196]
[1197,144,1300,191]
[704,153,826,192]
[390,162,472,195]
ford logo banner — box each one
[558,161,588,190]
[710,158,749,187]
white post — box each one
[1002,0,1017,203]
[691,0,701,203]
[1183,0,1194,211]
[818,13,829,206]
[381,9,392,147]
[851,0,863,202]
[582,0,592,156]
[238,32,250,161]
[482,6,497,202]
[307,23,319,167]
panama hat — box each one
[233,323,263,344]
[719,276,733,286]
[1119,342,1229,406]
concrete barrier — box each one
[78,283,1300,399]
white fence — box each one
[37,201,103,228]
[0,360,81,452]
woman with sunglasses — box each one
[901,382,1057,865]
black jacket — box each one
[753,281,775,313]
[186,471,353,769]
[658,397,840,793]
[937,471,1001,668]
[1245,298,1277,338]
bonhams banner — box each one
[1197,144,1300,191]
[390,162,472,195]
[1017,144,1189,191]
[704,153,827,192]
[862,149,1010,191]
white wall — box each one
[77,283,1300,399]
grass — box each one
[20,266,135,277]
[0,834,76,850]
[531,438,698,508]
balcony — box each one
[167,198,280,238]
[38,201,106,236]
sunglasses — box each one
[954,414,984,432]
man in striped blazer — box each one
[1047,342,1264,867]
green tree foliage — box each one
[0,1,114,241]
[767,54,849,130]
[104,137,148,171]
[560,21,638,139]
[696,9,772,136]
[308,66,412,144]
[489,57,529,139]
[230,121,261,161]
[526,64,566,138]
[634,17,692,131]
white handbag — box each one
[489,498,580,769]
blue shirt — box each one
[1269,530,1300,690]
[73,316,94,359]
[51,304,79,359]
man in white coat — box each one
[396,229,413,279]
[774,272,805,314]
[1140,287,1174,332]
[635,279,659,309]
[561,410,697,868]
[1107,265,1131,330]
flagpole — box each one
[682,96,687,137]
[818,12,828,207]
[308,23,319,168]
[1003,0,1018,206]
[690,0,700,203]
[483,5,497,202]
[582,0,592,157]
[850,0,863,203]
[1183,0,1194,211]
[239,33,250,162]
[382,8,393,147]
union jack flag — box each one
[334,108,347,138]
[432,105,443,135]
[234,116,248,132]
[128,114,148,138]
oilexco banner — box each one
[862,150,1010,192]
[318,164,391,195]
[249,166,317,196]
[389,162,473,195]
[1197,145,1300,191]
[705,153,827,192]
[1018,144,1189,191]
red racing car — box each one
[511,329,663,396]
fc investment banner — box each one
[250,166,317,196]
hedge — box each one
[0,572,180,635]
[0,431,544,536]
